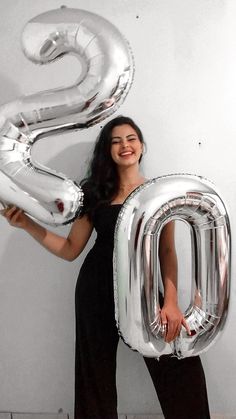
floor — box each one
[1,413,236,419]
[0,416,68,419]
[0,415,68,419]
[125,416,236,419]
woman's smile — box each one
[119,150,134,157]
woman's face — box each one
[110,124,143,167]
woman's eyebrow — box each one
[111,134,137,140]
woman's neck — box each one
[118,166,145,189]
[110,166,146,204]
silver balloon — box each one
[113,174,231,358]
[0,7,134,224]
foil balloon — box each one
[113,174,231,359]
[0,7,134,225]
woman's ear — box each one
[141,143,146,155]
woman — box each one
[1,116,210,419]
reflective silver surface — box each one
[0,7,134,224]
[113,174,231,358]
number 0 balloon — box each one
[113,174,231,358]
[0,8,134,224]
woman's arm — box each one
[1,206,93,261]
[159,221,190,342]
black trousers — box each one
[74,308,210,419]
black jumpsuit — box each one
[74,204,210,419]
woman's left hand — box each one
[160,303,191,343]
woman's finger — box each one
[1,206,24,226]
[165,319,183,342]
[11,209,23,222]
[182,317,191,335]
[165,321,177,342]
[6,208,20,222]
[3,206,17,218]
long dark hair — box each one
[80,115,145,219]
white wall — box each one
[0,0,235,416]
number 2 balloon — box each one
[0,8,134,225]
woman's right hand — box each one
[0,206,31,230]
[1,205,94,261]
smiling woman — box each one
[74,116,210,419]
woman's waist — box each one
[93,237,115,250]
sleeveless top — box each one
[92,204,122,254]
[75,204,122,323]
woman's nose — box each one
[121,140,129,147]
